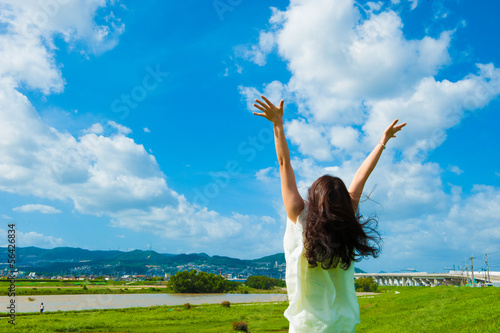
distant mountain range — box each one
[0,247,365,275]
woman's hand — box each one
[253,96,284,125]
[381,119,407,145]
[253,95,304,222]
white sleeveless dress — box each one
[283,206,360,333]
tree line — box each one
[169,270,285,293]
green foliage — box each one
[169,270,238,293]
[245,276,285,290]
[2,287,500,332]
[253,253,285,264]
[355,277,378,292]
[232,320,249,332]
[149,276,164,281]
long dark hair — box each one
[303,175,380,270]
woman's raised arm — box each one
[253,96,304,223]
[348,119,406,212]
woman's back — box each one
[284,207,360,333]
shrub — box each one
[232,321,249,332]
[245,276,285,290]
[355,277,378,292]
[169,270,238,293]
[221,301,231,308]
[183,303,191,310]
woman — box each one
[253,96,406,332]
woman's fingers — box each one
[394,123,407,132]
[253,103,265,112]
[261,95,275,108]
[387,120,406,132]
[255,99,269,108]
[385,119,398,132]
[253,112,267,118]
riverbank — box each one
[0,293,289,313]
[0,280,287,296]
[1,287,498,332]
[0,292,379,313]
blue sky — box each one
[0,0,499,273]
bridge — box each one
[355,271,500,287]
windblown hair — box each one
[303,175,380,270]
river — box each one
[1,293,289,313]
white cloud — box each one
[20,231,66,247]
[0,0,124,93]
[449,165,463,175]
[0,228,66,248]
[256,167,276,183]
[109,194,282,257]
[366,2,383,12]
[291,157,342,197]
[239,86,261,111]
[0,0,125,52]
[13,204,61,214]
[286,119,332,161]
[221,55,243,77]
[408,0,418,10]
[239,80,287,113]
[0,84,168,214]
[329,126,361,151]
[107,120,132,135]
[0,85,280,258]
[238,0,499,172]
[143,127,151,133]
[288,155,500,272]
[363,64,500,155]
[238,0,500,268]
[84,123,104,134]
[237,30,276,66]
[376,185,500,271]
[242,0,452,125]
[0,0,283,258]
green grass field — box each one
[1,286,499,332]
[0,280,285,296]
